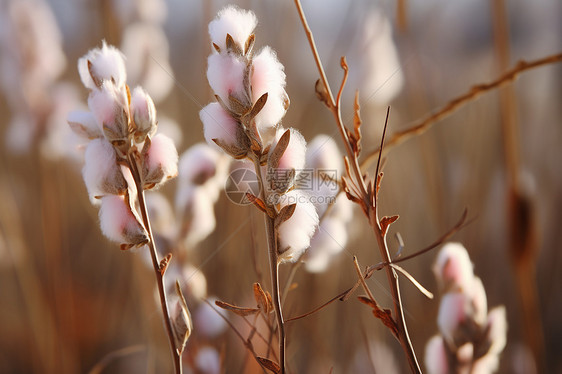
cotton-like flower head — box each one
[78,41,127,89]
[270,127,307,172]
[434,242,474,293]
[424,335,449,374]
[99,195,147,246]
[67,110,102,140]
[437,292,470,346]
[175,186,217,248]
[195,296,228,339]
[206,52,247,105]
[130,86,157,142]
[142,133,179,189]
[121,23,174,103]
[484,306,507,359]
[88,80,130,144]
[306,134,343,172]
[470,277,488,325]
[111,0,167,26]
[82,138,128,201]
[200,102,244,155]
[277,190,319,263]
[251,46,288,130]
[305,217,348,273]
[208,6,257,52]
[145,192,176,240]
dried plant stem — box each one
[360,52,562,168]
[252,157,286,373]
[127,153,182,374]
[293,1,421,371]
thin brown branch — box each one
[360,52,562,168]
[127,153,182,374]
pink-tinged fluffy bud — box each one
[145,192,176,240]
[180,264,208,301]
[78,41,126,89]
[251,46,287,130]
[195,346,221,374]
[200,102,240,151]
[271,127,307,172]
[471,277,488,325]
[425,335,449,374]
[306,134,343,172]
[277,190,319,263]
[208,6,257,51]
[438,292,469,346]
[88,80,130,143]
[82,138,128,201]
[67,110,102,139]
[195,296,228,339]
[485,306,507,357]
[434,242,474,293]
[130,86,157,141]
[305,217,348,273]
[176,186,217,248]
[99,195,147,245]
[206,53,246,105]
[142,133,178,189]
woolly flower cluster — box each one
[200,6,318,263]
[425,243,507,374]
[67,41,178,249]
[303,135,353,272]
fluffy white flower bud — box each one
[175,186,217,248]
[277,190,319,263]
[434,242,474,293]
[424,335,449,374]
[305,134,343,172]
[251,46,287,130]
[98,195,147,245]
[67,110,102,139]
[271,128,307,172]
[78,41,127,89]
[142,133,178,189]
[200,102,241,152]
[206,53,246,105]
[87,80,130,143]
[82,138,128,201]
[305,217,348,273]
[208,6,257,51]
[130,86,157,141]
[195,296,228,339]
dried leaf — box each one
[275,203,296,228]
[357,295,378,309]
[253,283,272,314]
[244,33,255,56]
[257,357,281,374]
[212,42,221,53]
[229,94,249,117]
[215,300,260,317]
[315,79,330,107]
[246,193,268,215]
[244,92,268,123]
[87,60,103,88]
[212,138,247,159]
[268,128,291,170]
[353,91,362,154]
[380,215,399,236]
[225,33,243,55]
[158,253,172,275]
[373,308,398,337]
[173,280,192,354]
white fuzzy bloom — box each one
[277,190,319,263]
[485,306,507,357]
[434,242,474,292]
[305,217,348,273]
[180,264,208,301]
[145,192,176,240]
[424,335,449,374]
[112,0,167,27]
[271,127,307,172]
[251,46,287,130]
[207,53,246,104]
[78,41,127,89]
[200,102,240,151]
[306,134,343,172]
[157,116,183,148]
[88,80,129,141]
[471,277,488,325]
[130,86,157,139]
[142,133,178,188]
[438,292,469,346]
[176,187,217,248]
[82,138,128,201]
[195,297,228,339]
[195,346,221,374]
[67,110,102,139]
[208,6,257,51]
[99,195,147,244]
[121,23,173,102]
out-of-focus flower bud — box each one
[130,86,157,142]
[195,296,228,339]
[195,346,221,374]
[99,195,147,246]
[306,135,343,172]
[305,217,348,273]
[78,41,127,89]
[424,335,449,374]
[434,242,474,293]
[67,110,102,139]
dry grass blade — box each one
[390,264,434,299]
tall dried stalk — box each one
[127,152,182,374]
[293,1,421,371]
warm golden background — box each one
[0,0,561,373]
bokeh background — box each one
[0,0,561,373]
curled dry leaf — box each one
[215,300,259,317]
[315,78,330,107]
[253,282,273,314]
[380,215,399,236]
[275,203,296,228]
[257,356,281,374]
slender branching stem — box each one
[251,156,286,373]
[293,1,421,371]
[127,152,182,374]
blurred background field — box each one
[0,0,561,373]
